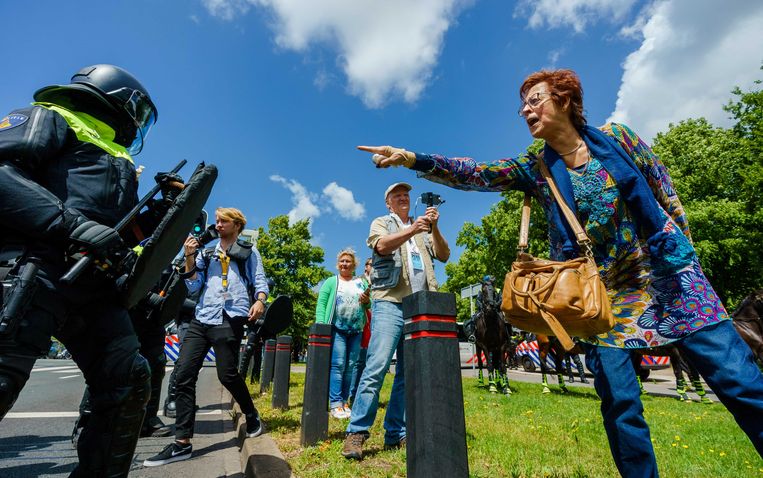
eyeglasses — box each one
[517,92,553,116]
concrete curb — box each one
[230,398,295,478]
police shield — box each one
[256,295,293,338]
[120,163,218,309]
[153,272,188,326]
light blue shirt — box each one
[185,242,269,325]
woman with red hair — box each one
[359,69,763,476]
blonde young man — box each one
[145,207,269,466]
[342,183,449,460]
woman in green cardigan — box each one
[315,248,370,419]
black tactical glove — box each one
[67,220,125,260]
[155,172,185,204]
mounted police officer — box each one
[0,64,160,477]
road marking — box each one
[53,369,80,374]
[4,410,223,418]
[4,412,80,418]
[30,366,79,373]
[58,374,81,379]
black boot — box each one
[141,415,173,437]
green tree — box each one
[255,215,332,349]
[443,73,763,312]
[653,72,763,308]
[441,140,550,321]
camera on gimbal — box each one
[420,192,445,208]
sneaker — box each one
[143,441,192,467]
[384,436,407,450]
[245,413,265,438]
[341,432,367,460]
[330,407,348,419]
[343,404,352,416]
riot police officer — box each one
[0,64,159,477]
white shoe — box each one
[330,407,348,419]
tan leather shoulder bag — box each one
[501,158,615,351]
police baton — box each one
[60,159,188,284]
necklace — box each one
[569,153,592,176]
[558,141,584,156]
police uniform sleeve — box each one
[0,106,83,240]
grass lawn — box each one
[250,372,761,478]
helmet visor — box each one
[123,89,156,155]
[107,87,157,155]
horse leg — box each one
[500,348,511,396]
[572,354,588,383]
[565,354,575,382]
[669,348,690,402]
[539,344,551,394]
[684,356,713,404]
[487,351,497,393]
[630,352,647,395]
[554,349,568,393]
[476,347,485,386]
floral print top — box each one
[414,123,729,348]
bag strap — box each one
[536,157,591,250]
[517,158,592,255]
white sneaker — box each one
[343,404,352,417]
[330,407,348,419]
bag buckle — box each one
[579,240,594,258]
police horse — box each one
[631,345,713,403]
[536,335,587,394]
[472,279,512,395]
[732,289,763,369]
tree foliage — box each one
[652,73,763,308]
[443,73,763,313]
[441,140,549,321]
[256,215,332,348]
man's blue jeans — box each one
[329,327,362,409]
[346,300,406,445]
[584,320,763,478]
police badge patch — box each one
[0,113,29,131]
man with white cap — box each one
[342,182,449,460]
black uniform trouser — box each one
[132,317,167,420]
[165,320,191,405]
[0,279,149,477]
[174,315,257,440]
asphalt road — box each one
[0,359,241,478]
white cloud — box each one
[201,0,251,21]
[322,182,365,220]
[514,0,637,33]
[269,175,321,225]
[203,0,473,108]
[608,0,763,141]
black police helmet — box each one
[34,64,158,155]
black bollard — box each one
[300,323,332,446]
[272,335,292,410]
[403,291,469,478]
[260,339,276,394]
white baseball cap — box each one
[384,182,412,200]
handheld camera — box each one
[420,192,445,208]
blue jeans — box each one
[329,327,362,409]
[346,300,406,445]
[584,320,763,477]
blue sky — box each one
[3,0,762,284]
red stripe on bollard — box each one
[409,314,456,323]
[409,331,458,340]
